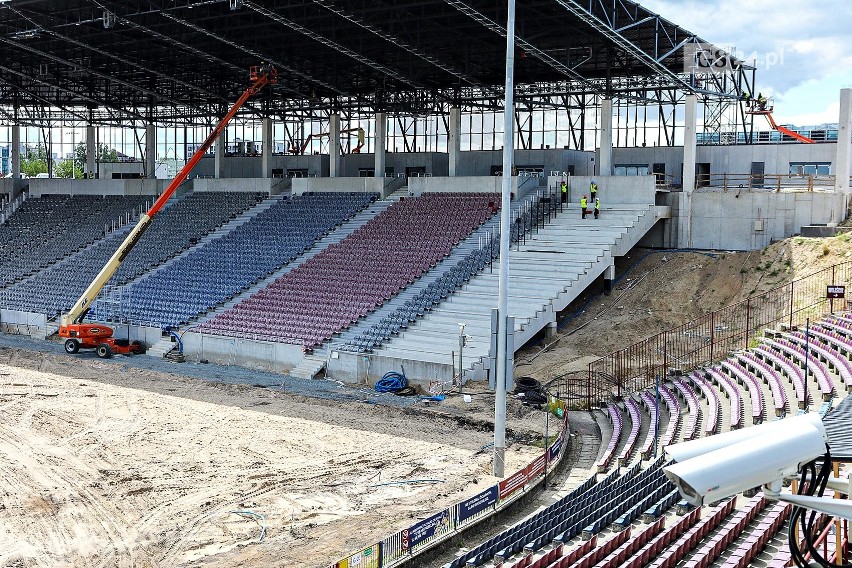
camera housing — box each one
[663,414,828,506]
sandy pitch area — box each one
[0,361,541,567]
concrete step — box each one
[290,353,327,379]
[146,336,176,358]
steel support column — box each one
[835,89,851,194]
[329,113,341,177]
[448,107,461,176]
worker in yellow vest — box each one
[589,180,598,204]
[560,180,568,204]
[580,194,588,218]
[594,197,601,219]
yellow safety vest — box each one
[561,183,567,193]
[590,183,597,192]
[580,197,587,208]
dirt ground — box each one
[2,231,851,567]
[0,346,548,568]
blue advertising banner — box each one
[409,509,452,547]
[458,486,498,523]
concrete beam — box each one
[836,88,851,194]
[598,98,613,176]
[375,112,387,178]
[448,107,461,176]
[329,113,341,178]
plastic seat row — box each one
[768,338,835,399]
[721,360,766,424]
[595,403,623,472]
[672,378,701,440]
[706,367,744,429]
[690,372,720,434]
[737,352,789,415]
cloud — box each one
[640,0,852,122]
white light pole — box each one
[494,0,516,479]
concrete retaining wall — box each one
[0,310,49,339]
[407,175,518,196]
[180,331,304,372]
[553,174,657,205]
[290,177,391,196]
[687,190,847,250]
[27,179,167,197]
[192,178,276,193]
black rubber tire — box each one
[131,341,146,355]
[64,339,80,354]
[96,343,112,359]
[515,376,541,393]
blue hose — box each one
[375,370,408,392]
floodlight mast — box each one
[493,0,515,478]
[58,66,277,349]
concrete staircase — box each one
[290,353,327,379]
[146,336,176,358]
[373,203,665,380]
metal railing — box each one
[696,173,840,192]
[576,262,852,409]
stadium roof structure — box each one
[0,0,750,125]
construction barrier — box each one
[330,410,570,567]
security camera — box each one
[663,413,828,507]
[665,412,825,463]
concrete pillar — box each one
[261,117,273,178]
[11,123,20,183]
[448,107,461,176]
[604,262,615,296]
[145,123,156,179]
[836,88,852,193]
[329,113,341,178]
[598,98,613,176]
[682,94,698,248]
[215,129,226,179]
[544,320,557,340]
[374,112,387,178]
[86,125,96,179]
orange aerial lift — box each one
[289,127,365,154]
[59,65,277,358]
[746,98,815,144]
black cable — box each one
[789,449,852,568]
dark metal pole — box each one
[654,373,660,458]
[804,317,810,411]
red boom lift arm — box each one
[58,65,277,357]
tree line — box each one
[18,142,118,178]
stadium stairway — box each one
[372,203,663,380]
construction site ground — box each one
[2,232,851,567]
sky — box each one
[642,0,852,126]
